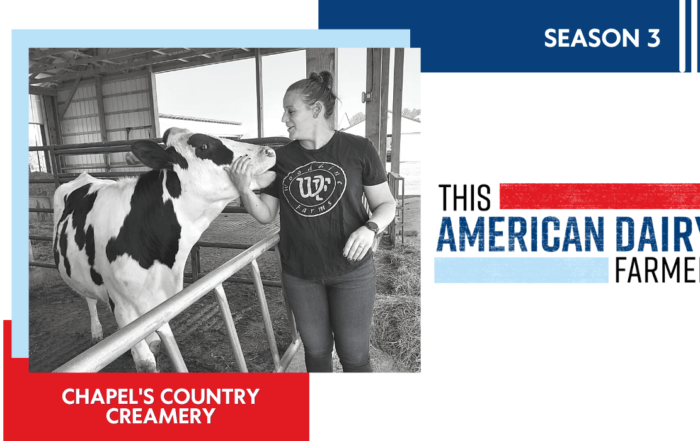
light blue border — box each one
[14,30,411,49]
[435,258,609,283]
[14,29,410,358]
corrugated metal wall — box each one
[57,74,153,173]
[58,82,99,145]
[102,76,152,141]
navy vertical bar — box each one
[686,0,692,71]
[680,0,699,72]
[696,0,700,72]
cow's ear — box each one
[131,140,172,170]
[162,128,172,146]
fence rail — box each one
[54,231,299,373]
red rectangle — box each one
[500,184,700,209]
[3,321,309,440]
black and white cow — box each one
[52,127,276,372]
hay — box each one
[370,236,421,372]
[374,238,421,297]
[370,295,421,373]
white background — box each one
[313,74,700,440]
[4,3,700,440]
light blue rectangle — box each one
[435,258,609,283]
[13,29,410,358]
[13,29,411,49]
[13,33,30,359]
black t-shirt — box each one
[262,131,387,279]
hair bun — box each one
[288,71,338,119]
[309,71,334,90]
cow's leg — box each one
[86,298,103,343]
[146,332,161,357]
[135,280,179,361]
[131,342,158,373]
[126,288,174,371]
[126,341,158,373]
[110,299,158,372]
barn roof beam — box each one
[30,48,234,85]
[29,48,85,58]
[150,48,300,74]
[29,48,161,75]
[29,86,57,96]
[62,49,92,58]
[29,48,303,86]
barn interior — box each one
[28,47,412,373]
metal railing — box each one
[387,172,405,246]
[54,230,300,373]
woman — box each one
[227,71,396,372]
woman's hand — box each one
[224,155,280,224]
[343,225,376,261]
[225,156,253,192]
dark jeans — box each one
[282,258,376,373]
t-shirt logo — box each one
[283,162,346,217]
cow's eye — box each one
[199,144,208,151]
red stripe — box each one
[500,184,700,209]
[3,321,310,439]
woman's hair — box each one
[287,71,337,119]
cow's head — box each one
[131,127,276,202]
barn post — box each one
[255,49,264,138]
[30,88,55,173]
[146,66,161,139]
[365,49,384,155]
[305,48,338,129]
[391,48,404,174]
[40,94,63,187]
[40,95,61,148]
[378,48,390,165]
[94,76,110,171]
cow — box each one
[52,127,276,372]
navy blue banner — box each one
[319,0,699,72]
